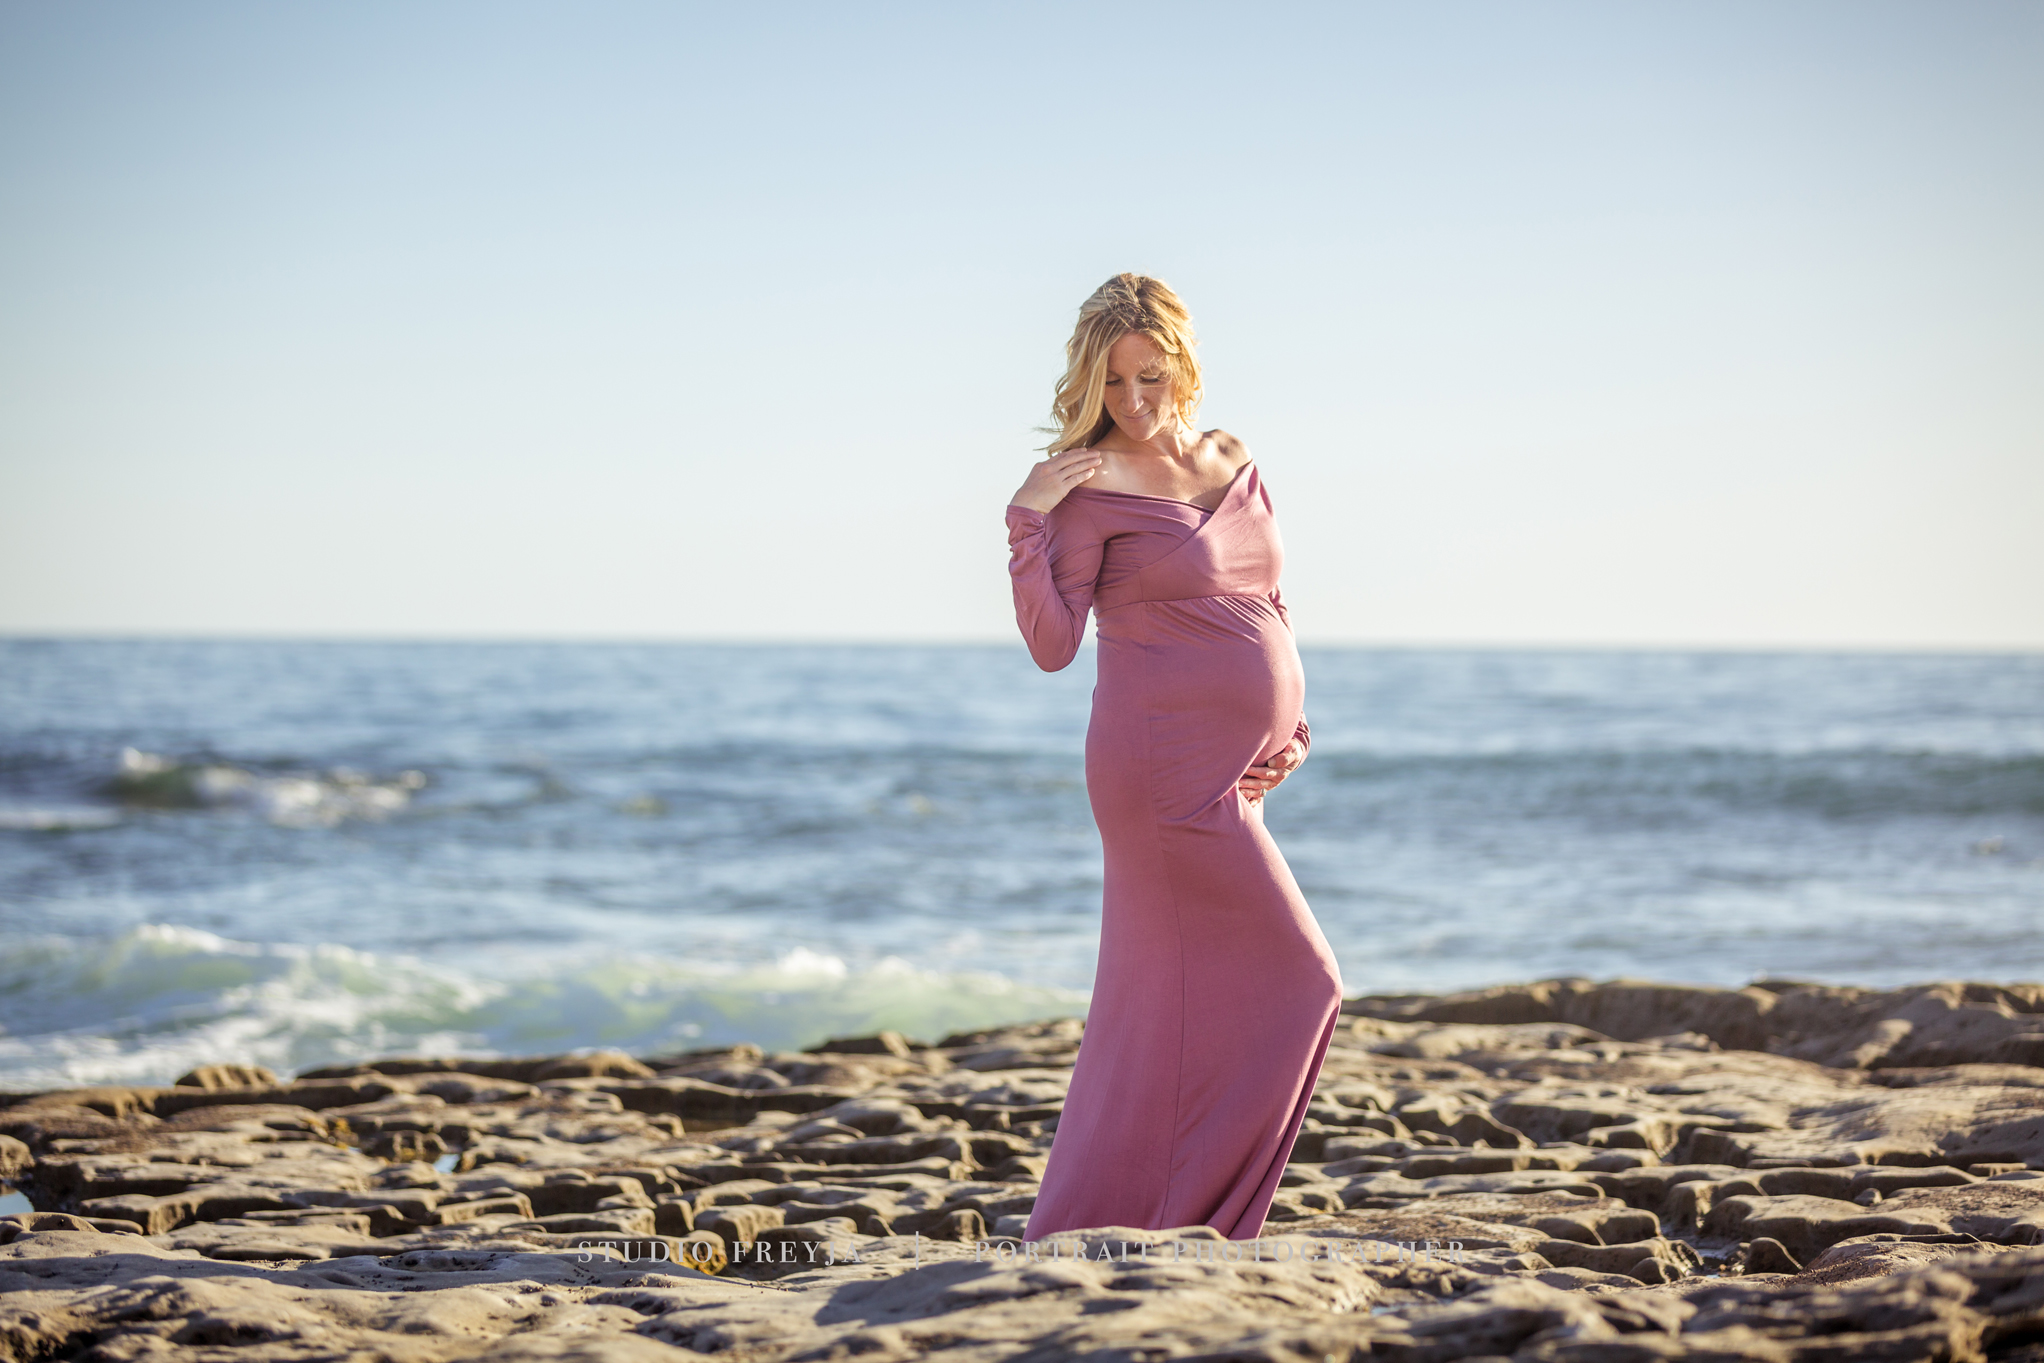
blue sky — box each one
[2,2,2039,645]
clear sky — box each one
[2,2,2039,647]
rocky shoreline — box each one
[3,977,2042,1361]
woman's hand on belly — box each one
[1238,738,1305,804]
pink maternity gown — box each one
[1005,458,1344,1241]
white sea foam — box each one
[0,925,1086,1090]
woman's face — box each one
[1102,332,1177,443]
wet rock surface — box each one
[0,979,2040,1360]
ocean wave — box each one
[0,807,123,832]
[107,749,426,826]
[0,925,1087,1091]
[1310,747,2044,821]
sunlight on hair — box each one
[1046,273,1203,453]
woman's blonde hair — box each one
[1045,273,1202,453]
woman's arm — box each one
[1006,499,1105,672]
[1270,583,1294,632]
[1269,585,1312,761]
[1240,584,1312,802]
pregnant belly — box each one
[1090,596,1303,824]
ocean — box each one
[1,639,2039,1090]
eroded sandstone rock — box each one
[0,981,2039,1360]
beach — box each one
[4,976,2042,1359]
[7,2,2041,1353]
[4,643,2040,1352]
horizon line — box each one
[2,631,2040,657]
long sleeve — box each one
[1269,584,1312,761]
[1006,500,1105,672]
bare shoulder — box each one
[1074,442,1136,493]
[1204,429,1253,469]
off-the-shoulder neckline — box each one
[1067,458,1254,512]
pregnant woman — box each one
[1006,273,1344,1241]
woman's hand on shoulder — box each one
[1010,449,1104,514]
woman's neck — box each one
[1110,418,1197,463]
